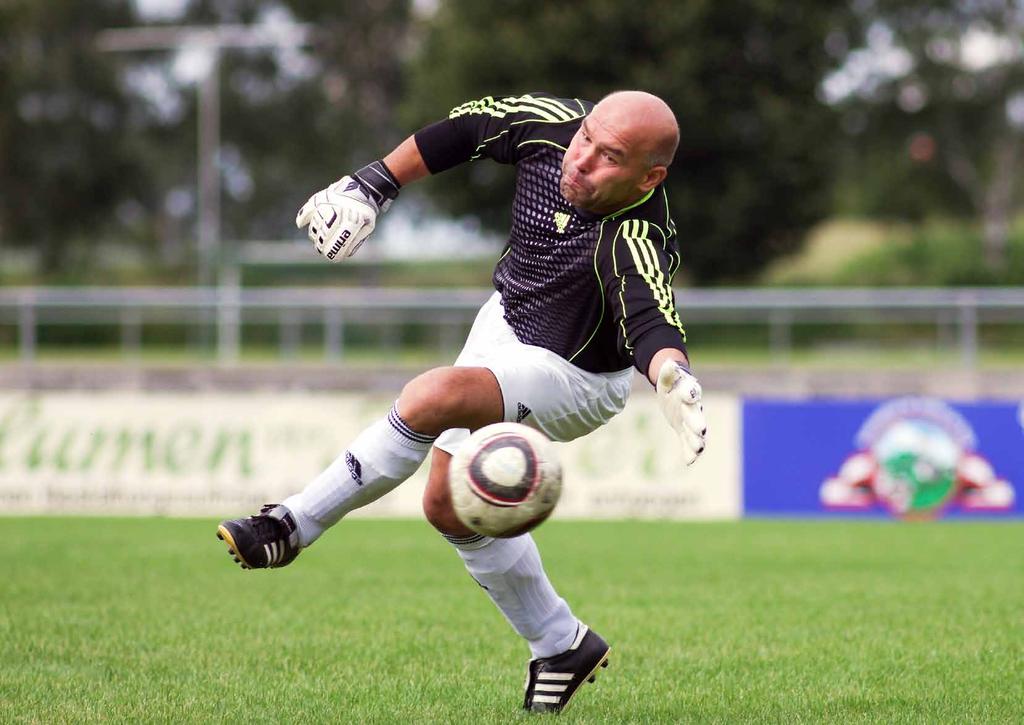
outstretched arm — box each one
[294,135,432,263]
[597,216,705,464]
[382,135,431,186]
[297,93,582,261]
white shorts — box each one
[434,292,634,455]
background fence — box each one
[2,286,1023,367]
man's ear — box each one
[639,165,667,192]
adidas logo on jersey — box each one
[553,211,570,233]
[516,403,532,422]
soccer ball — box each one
[449,422,563,538]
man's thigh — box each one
[435,344,632,454]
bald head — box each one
[594,90,680,167]
[559,89,679,214]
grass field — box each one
[7,344,1024,371]
[3,518,1022,723]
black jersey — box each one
[414,92,686,376]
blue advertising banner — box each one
[743,397,1021,519]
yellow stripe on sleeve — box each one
[622,220,686,335]
[449,94,583,123]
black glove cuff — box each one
[352,160,401,208]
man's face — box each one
[560,111,658,215]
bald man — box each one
[217,91,707,714]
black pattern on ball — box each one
[467,434,539,507]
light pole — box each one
[96,23,313,287]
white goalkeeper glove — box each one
[295,160,400,262]
[656,359,707,466]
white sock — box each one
[283,403,435,546]
[445,532,578,659]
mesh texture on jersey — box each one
[492,147,605,365]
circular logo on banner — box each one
[820,397,1015,519]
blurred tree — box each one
[177,0,413,244]
[0,0,149,273]
[132,0,411,264]
[825,0,1024,270]
[0,0,413,278]
[402,0,849,284]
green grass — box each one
[0,344,457,367]
[2,519,1022,723]
[761,216,1024,287]
[7,342,1024,370]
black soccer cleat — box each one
[216,504,301,569]
[523,624,611,714]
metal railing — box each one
[1,286,1022,366]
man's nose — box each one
[575,148,594,173]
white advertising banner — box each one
[0,390,739,520]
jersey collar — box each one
[601,187,657,221]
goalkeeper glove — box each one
[295,160,400,261]
[656,359,707,466]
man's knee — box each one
[422,448,474,536]
[398,367,502,435]
[422,483,458,532]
